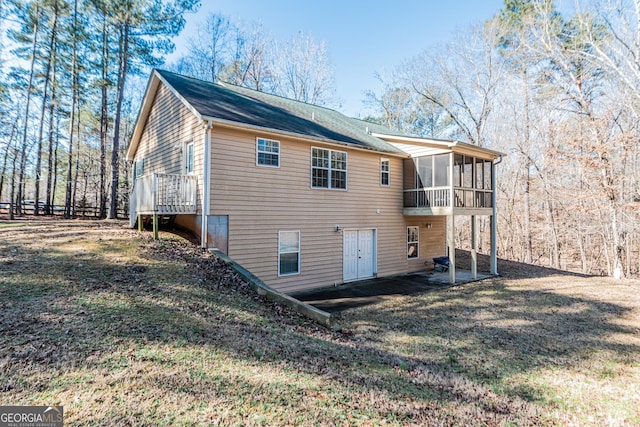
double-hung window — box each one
[407,226,419,259]
[311,148,347,190]
[380,159,390,186]
[257,138,280,167]
[278,231,300,276]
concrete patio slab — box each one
[290,270,490,313]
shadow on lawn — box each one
[340,266,638,404]
[391,280,634,362]
[454,248,592,279]
[1,222,636,424]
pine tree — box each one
[107,0,199,219]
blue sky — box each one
[169,0,508,117]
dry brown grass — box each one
[1,219,638,426]
[342,253,640,426]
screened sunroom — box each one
[403,152,495,216]
[373,133,505,285]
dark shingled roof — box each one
[156,69,405,155]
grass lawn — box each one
[1,219,638,426]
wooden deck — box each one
[129,173,197,230]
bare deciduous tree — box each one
[401,23,506,147]
[270,31,336,106]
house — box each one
[126,69,503,294]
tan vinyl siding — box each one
[405,216,447,268]
[209,127,446,293]
[133,84,205,214]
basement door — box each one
[343,229,376,282]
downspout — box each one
[201,120,213,248]
[490,155,503,275]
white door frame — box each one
[342,228,377,282]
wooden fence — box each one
[0,202,128,219]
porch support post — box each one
[447,152,456,284]
[138,214,143,232]
[448,214,456,284]
[471,215,477,280]
[490,214,497,275]
[490,158,500,275]
[152,213,158,240]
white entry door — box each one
[343,229,376,281]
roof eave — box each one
[206,116,408,157]
[371,132,506,159]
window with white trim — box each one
[407,226,419,259]
[257,138,280,167]
[185,142,194,174]
[380,158,390,186]
[311,148,347,189]
[279,230,300,276]
[133,158,144,180]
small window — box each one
[407,226,419,259]
[185,142,194,174]
[257,138,280,167]
[312,147,347,190]
[380,159,390,186]
[279,230,300,276]
[133,158,144,180]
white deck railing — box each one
[130,173,197,221]
[403,186,451,208]
[403,187,493,210]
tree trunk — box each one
[45,52,58,215]
[546,196,560,268]
[577,231,587,274]
[9,142,17,220]
[64,0,78,219]
[610,203,624,278]
[0,142,8,201]
[0,122,17,201]
[99,11,109,219]
[522,69,533,264]
[109,21,130,219]
[34,1,58,216]
[18,10,41,216]
[71,101,81,217]
[51,116,61,211]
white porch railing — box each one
[403,187,493,210]
[130,173,197,222]
[403,186,451,208]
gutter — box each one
[201,116,408,158]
